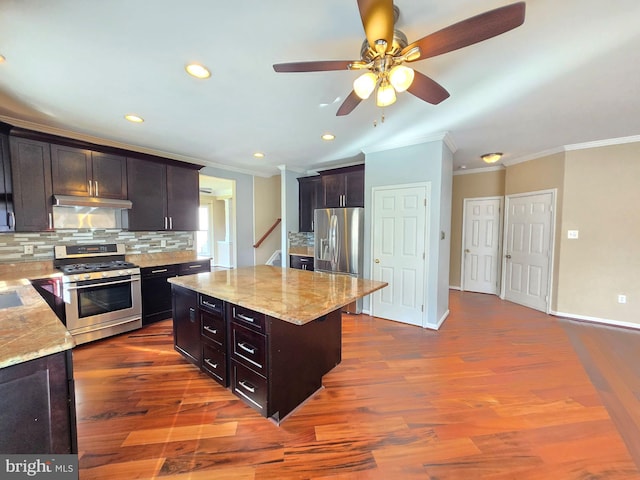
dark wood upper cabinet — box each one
[51,145,127,199]
[9,137,53,232]
[166,164,199,231]
[126,159,199,231]
[297,175,321,232]
[0,132,14,232]
[126,157,167,231]
[319,164,365,208]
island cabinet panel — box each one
[199,293,227,386]
[172,286,201,367]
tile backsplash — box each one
[288,231,314,247]
[0,230,194,264]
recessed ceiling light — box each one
[185,63,211,79]
[253,152,265,159]
[124,114,144,123]
[459,165,467,169]
[321,133,335,141]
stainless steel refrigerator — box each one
[314,207,364,313]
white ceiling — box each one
[1,1,639,177]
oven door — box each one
[64,275,142,334]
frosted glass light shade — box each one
[376,82,396,107]
[388,65,414,92]
[353,72,377,99]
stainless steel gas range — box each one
[53,243,142,345]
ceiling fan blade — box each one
[273,60,354,73]
[407,72,450,105]
[402,2,526,61]
[357,0,395,52]
[336,91,363,116]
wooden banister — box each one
[253,218,281,248]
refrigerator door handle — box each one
[329,214,339,268]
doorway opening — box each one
[199,175,237,268]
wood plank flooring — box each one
[73,291,640,479]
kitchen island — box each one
[168,265,386,423]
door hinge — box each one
[423,198,426,206]
[421,305,424,312]
[423,252,425,259]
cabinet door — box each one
[298,176,320,232]
[141,264,177,325]
[344,169,365,207]
[172,286,201,366]
[166,165,199,231]
[126,158,167,231]
[0,133,14,232]
[50,144,92,196]
[321,174,344,208]
[10,137,53,231]
[91,152,127,199]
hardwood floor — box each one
[73,291,640,479]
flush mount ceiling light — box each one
[0,55,6,63]
[253,152,265,158]
[185,63,211,79]
[124,114,144,123]
[321,133,335,141]
[481,152,503,164]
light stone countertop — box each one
[0,278,75,369]
[288,246,314,257]
[168,265,387,325]
[127,251,211,269]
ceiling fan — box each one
[273,1,526,116]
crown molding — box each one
[453,164,505,176]
[361,131,457,155]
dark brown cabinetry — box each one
[51,144,127,199]
[0,351,77,454]
[9,137,54,231]
[298,175,321,232]
[127,159,199,231]
[290,255,314,271]
[200,294,227,386]
[141,260,210,325]
[172,286,201,367]
[0,131,14,232]
[320,164,364,208]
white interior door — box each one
[371,184,428,327]
[503,191,554,312]
[462,197,502,294]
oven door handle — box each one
[65,277,141,290]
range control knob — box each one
[118,270,125,276]
[102,272,109,278]
[83,274,91,280]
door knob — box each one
[505,254,512,259]
[375,259,380,263]
[465,249,470,253]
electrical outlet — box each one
[567,230,579,239]
[160,239,167,247]
[23,245,34,254]
[618,294,627,304]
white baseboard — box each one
[551,310,640,331]
[449,285,461,291]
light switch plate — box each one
[567,230,579,239]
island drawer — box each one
[201,309,225,347]
[202,342,227,386]
[231,361,267,415]
[199,293,224,315]
[230,322,267,376]
[229,304,266,332]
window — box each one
[197,205,211,257]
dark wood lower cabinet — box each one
[0,350,77,454]
[172,285,342,423]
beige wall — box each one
[253,175,281,265]
[556,143,640,325]
[450,169,505,287]
[504,152,565,310]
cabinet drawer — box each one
[141,264,178,278]
[201,310,225,347]
[230,322,267,376]
[231,361,268,414]
[199,293,223,315]
[178,260,210,275]
[290,255,314,271]
[202,342,227,386]
[229,304,266,332]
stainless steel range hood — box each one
[53,195,132,209]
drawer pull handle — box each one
[204,359,218,369]
[188,264,201,269]
[238,342,256,355]
[236,312,255,323]
[202,301,219,310]
[151,268,168,274]
[238,380,255,393]
[203,326,218,335]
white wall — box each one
[364,138,452,327]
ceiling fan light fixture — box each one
[481,152,503,164]
[388,65,414,92]
[376,80,396,107]
[185,63,211,79]
[353,72,378,100]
